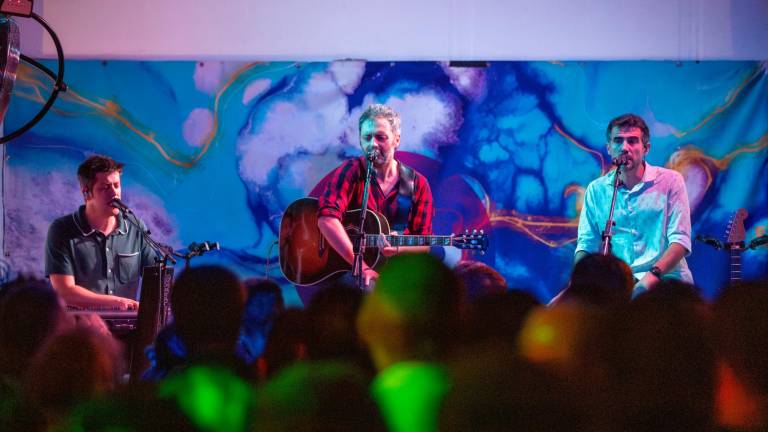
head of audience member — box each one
[259,308,307,379]
[65,384,198,432]
[254,361,386,432]
[566,253,634,306]
[633,277,705,306]
[714,279,768,430]
[464,289,540,348]
[442,348,590,432]
[305,283,375,376]
[453,260,508,302]
[77,155,124,217]
[604,288,715,431]
[171,265,246,357]
[158,364,254,432]
[23,327,121,430]
[141,323,188,381]
[518,303,609,382]
[242,278,285,327]
[239,278,285,363]
[357,253,463,370]
[0,277,72,382]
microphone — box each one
[695,234,723,250]
[188,241,220,254]
[612,151,630,167]
[187,241,221,258]
[366,148,377,161]
[109,198,133,214]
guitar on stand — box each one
[278,197,488,286]
[696,208,768,286]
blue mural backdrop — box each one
[4,60,767,305]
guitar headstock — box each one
[725,208,748,245]
[452,229,489,252]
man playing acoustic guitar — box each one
[317,104,434,288]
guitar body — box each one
[279,197,390,286]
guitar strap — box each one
[392,161,415,233]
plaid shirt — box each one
[318,157,433,235]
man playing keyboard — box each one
[45,155,158,310]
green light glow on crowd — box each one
[158,365,252,432]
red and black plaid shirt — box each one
[318,157,433,235]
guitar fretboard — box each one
[730,247,742,282]
[364,235,453,247]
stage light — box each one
[0,0,33,18]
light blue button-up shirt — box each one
[576,163,693,283]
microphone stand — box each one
[180,241,220,270]
[600,163,624,256]
[353,155,375,290]
[749,235,768,250]
[120,210,177,266]
[116,205,177,383]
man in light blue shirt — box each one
[575,114,693,297]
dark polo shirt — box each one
[45,205,158,300]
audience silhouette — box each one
[0,256,765,431]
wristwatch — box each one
[649,266,663,278]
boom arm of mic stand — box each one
[121,210,177,265]
[749,235,768,250]
[178,241,221,270]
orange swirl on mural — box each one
[13,62,299,168]
[15,64,196,167]
[491,210,578,248]
[668,133,768,191]
[490,185,585,248]
[673,63,766,139]
[554,123,609,174]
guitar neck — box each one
[730,247,742,283]
[364,234,453,248]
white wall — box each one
[15,0,768,61]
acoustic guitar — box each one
[279,197,488,286]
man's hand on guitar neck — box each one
[379,231,431,257]
[380,232,397,257]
